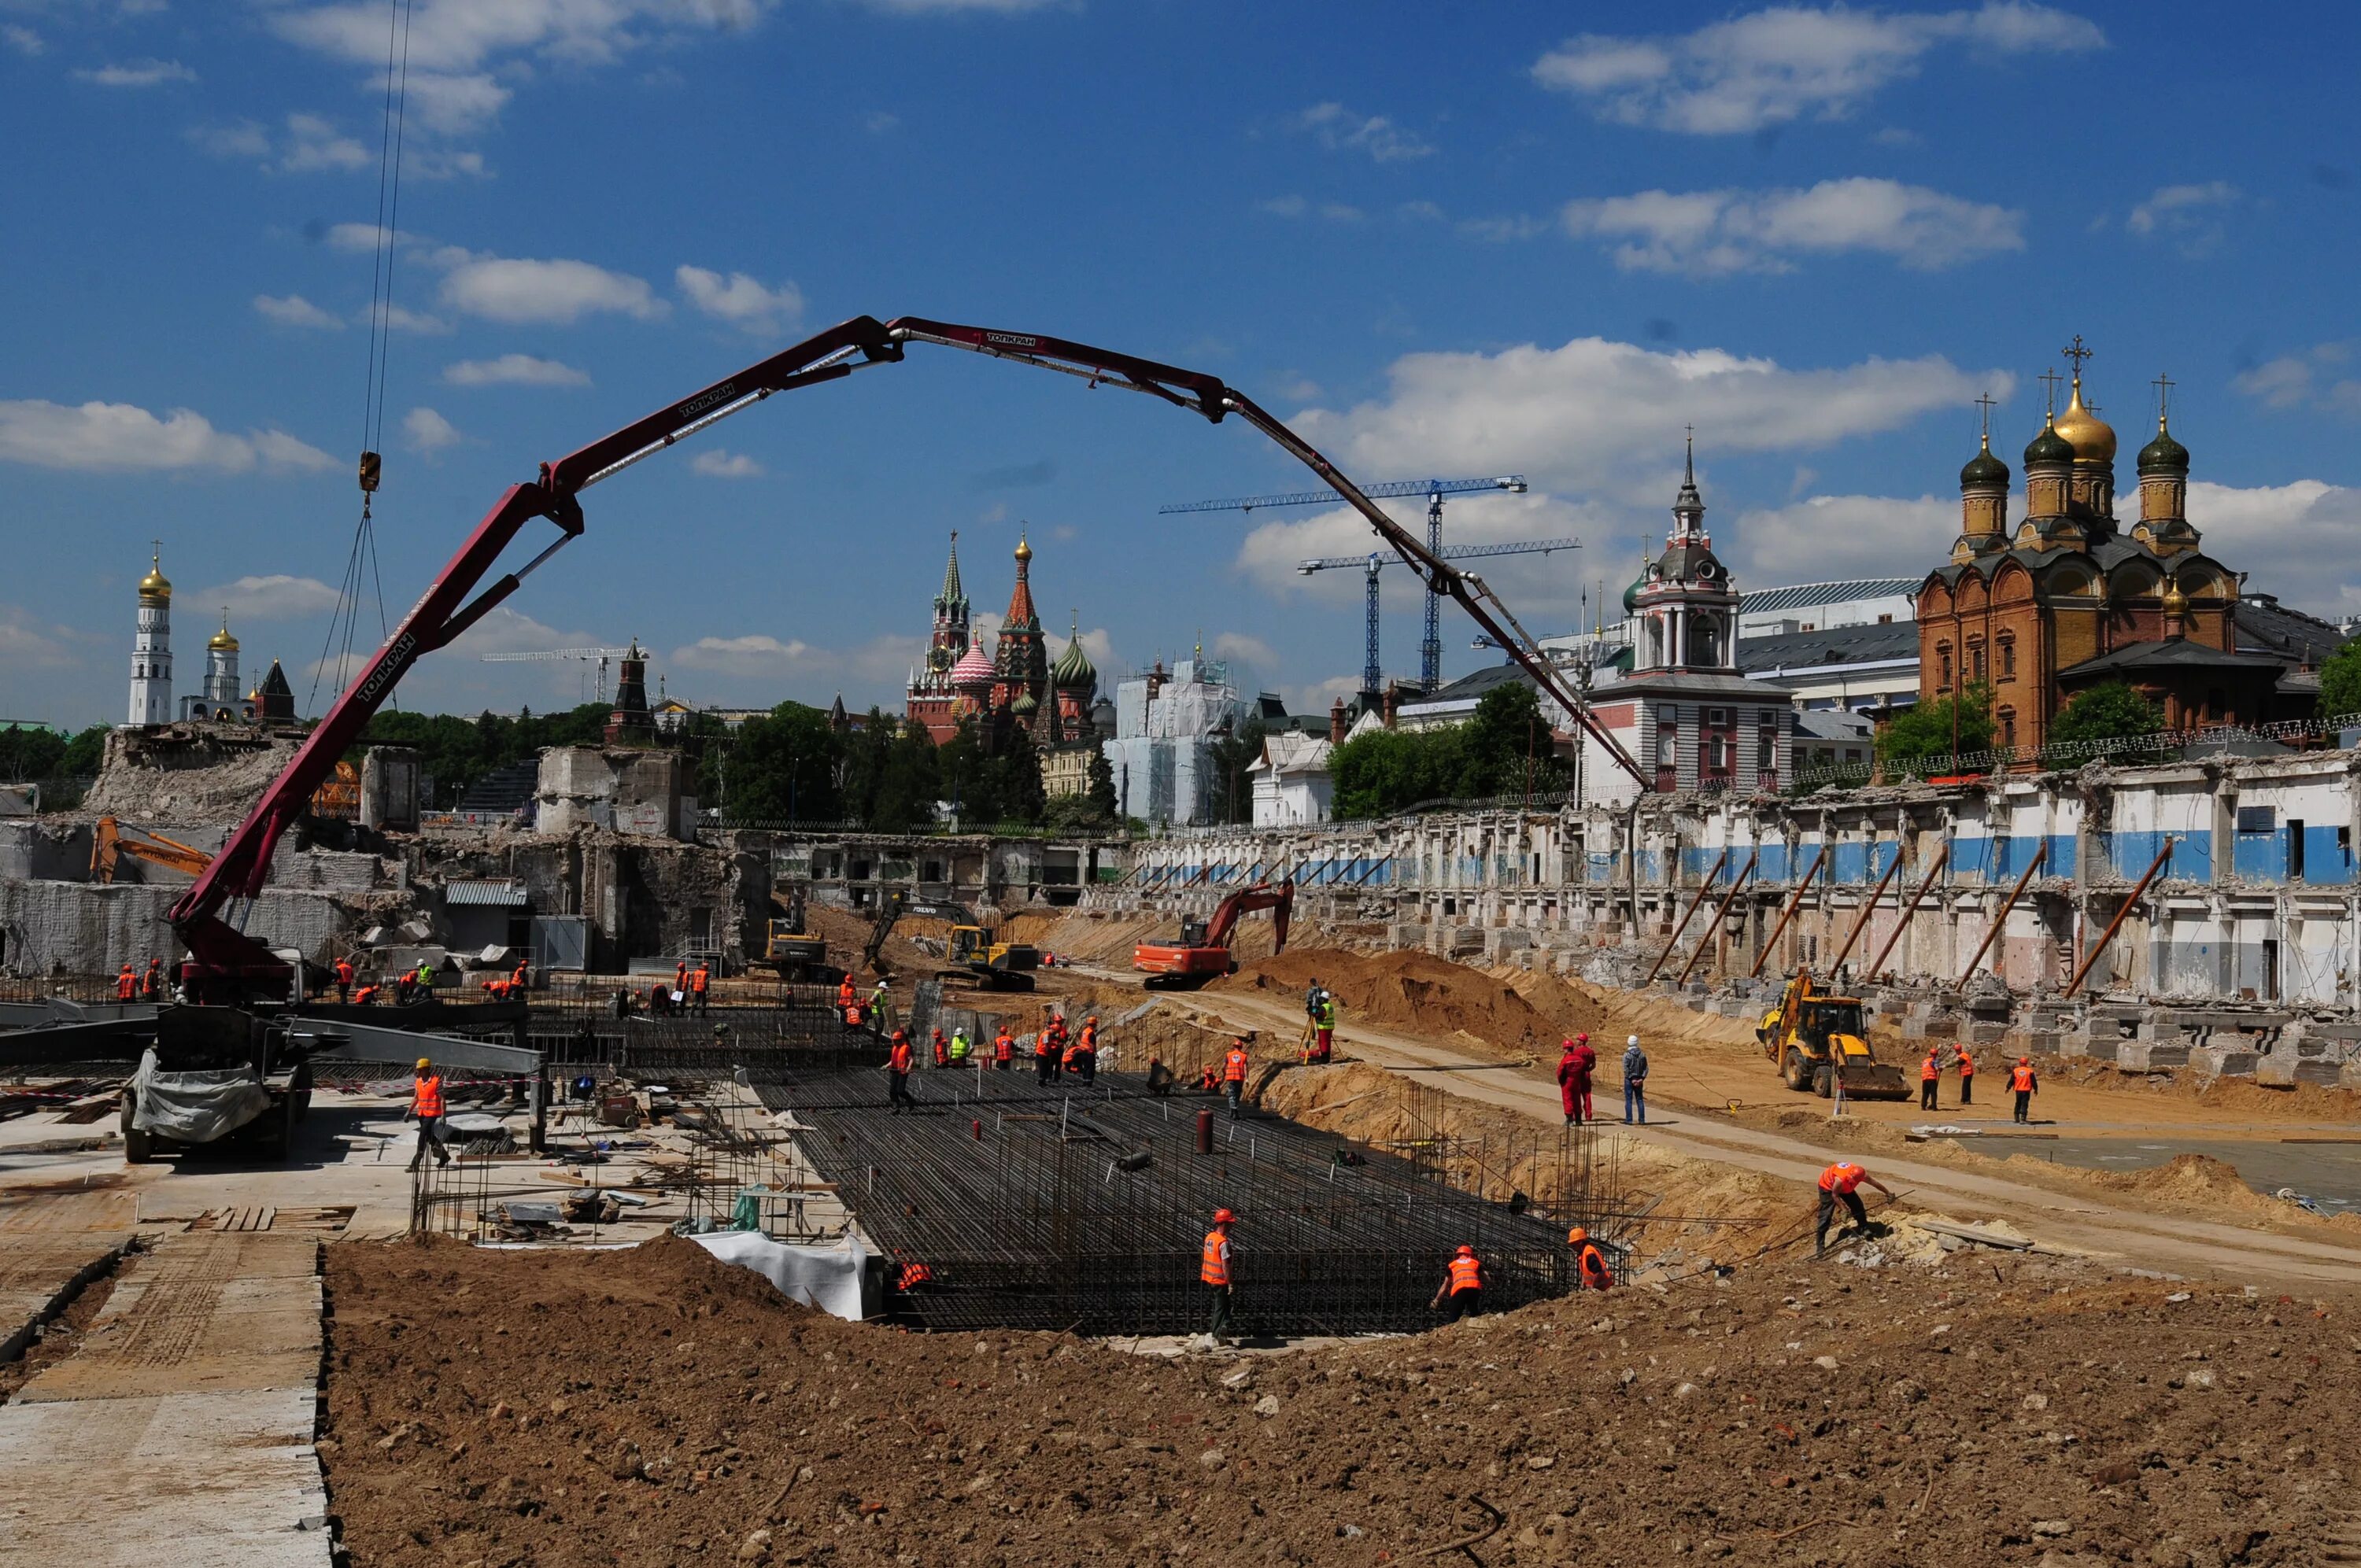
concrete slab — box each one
[16,1233,319,1404]
[0,1387,328,1566]
[0,1238,123,1360]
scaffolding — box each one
[748,1064,1622,1337]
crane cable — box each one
[310,0,411,715]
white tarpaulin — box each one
[690,1230,869,1323]
[128,1048,271,1142]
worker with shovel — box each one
[1814,1160,1894,1256]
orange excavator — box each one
[90,817,213,884]
[1134,879,1294,988]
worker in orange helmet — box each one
[887,1029,917,1113]
[931,1026,950,1069]
[1070,1014,1100,1086]
[1814,1160,1894,1257]
[1036,1014,1065,1085]
[1430,1244,1486,1321]
[837,973,857,1020]
[993,1024,1015,1072]
[1919,1046,1942,1112]
[334,955,355,1003]
[1956,1044,1975,1105]
[1222,1038,1250,1117]
[690,961,711,1017]
[141,957,164,1002]
[115,964,137,1002]
[2010,1056,2039,1123]
[1557,1035,1596,1125]
[1200,1208,1238,1346]
[1569,1227,1614,1291]
[407,1057,452,1172]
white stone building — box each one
[126,552,173,727]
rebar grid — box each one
[749,1065,1616,1337]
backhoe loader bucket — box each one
[1835,1059,1912,1101]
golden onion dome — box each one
[1013,533,1033,564]
[137,552,172,603]
[2051,373,2116,464]
[207,617,238,651]
[2162,577,2188,614]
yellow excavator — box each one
[1756,970,1911,1101]
[90,817,213,884]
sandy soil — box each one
[321,1235,2356,1568]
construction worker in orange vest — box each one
[1430,1244,1486,1321]
[1035,1017,1063,1084]
[1222,1039,1250,1117]
[334,956,355,1002]
[838,974,857,1019]
[993,1024,1014,1072]
[353,981,379,1005]
[1956,1046,1975,1105]
[1814,1160,1894,1256]
[1569,1227,1614,1291]
[408,1057,452,1172]
[887,1030,917,1113]
[115,964,136,1001]
[142,957,164,1001]
[1069,1015,1099,1086]
[512,957,528,995]
[1919,1046,1942,1112]
[1200,1208,1237,1345]
[691,962,711,1017]
[931,1026,950,1068]
[2010,1056,2038,1123]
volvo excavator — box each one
[1756,970,1911,1100]
[1134,879,1294,988]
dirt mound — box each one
[323,1232,2353,1566]
[1217,946,1589,1054]
[79,731,302,824]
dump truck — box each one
[1756,969,1911,1100]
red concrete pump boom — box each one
[168,315,1648,998]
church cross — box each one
[1974,392,1996,441]
[2152,371,2175,422]
[2060,334,2093,378]
[2036,367,2062,415]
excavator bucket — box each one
[1834,1042,1911,1101]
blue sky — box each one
[5,0,2358,729]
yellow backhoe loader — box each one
[1756,969,1911,1101]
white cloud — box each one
[675,264,804,336]
[185,120,272,160]
[863,109,900,134]
[1459,213,1547,243]
[1534,3,2104,134]
[2189,479,2361,618]
[405,71,511,134]
[439,256,664,324]
[1723,493,1954,583]
[402,405,464,453]
[0,400,333,474]
[667,631,929,689]
[2124,180,2240,256]
[279,113,371,173]
[72,57,194,87]
[1561,179,2023,275]
[1288,335,2009,496]
[1291,101,1435,162]
[2232,345,2361,415]
[327,221,397,253]
[373,303,453,334]
[1212,632,1278,666]
[253,293,345,330]
[442,353,590,388]
[269,0,771,74]
[192,574,344,620]
[0,604,78,669]
[690,448,765,478]
[2,24,42,56]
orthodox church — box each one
[1580,439,1796,802]
[1915,341,2294,753]
[905,534,1107,785]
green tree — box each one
[1875,680,1996,777]
[0,725,67,781]
[58,725,109,777]
[2045,682,2167,762]
[720,702,843,821]
[990,724,1047,826]
[2319,638,2361,724]
[1329,725,1465,818]
[837,708,896,824]
[936,718,999,827]
[1085,744,1118,820]
[1203,715,1268,825]
[1456,682,1567,799]
[866,719,940,833]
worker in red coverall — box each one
[1557,1034,1597,1124]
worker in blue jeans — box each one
[1621,1035,1649,1124]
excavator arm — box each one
[170,312,1646,998]
[91,817,213,884]
[1203,880,1294,954]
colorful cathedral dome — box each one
[950,644,996,688]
